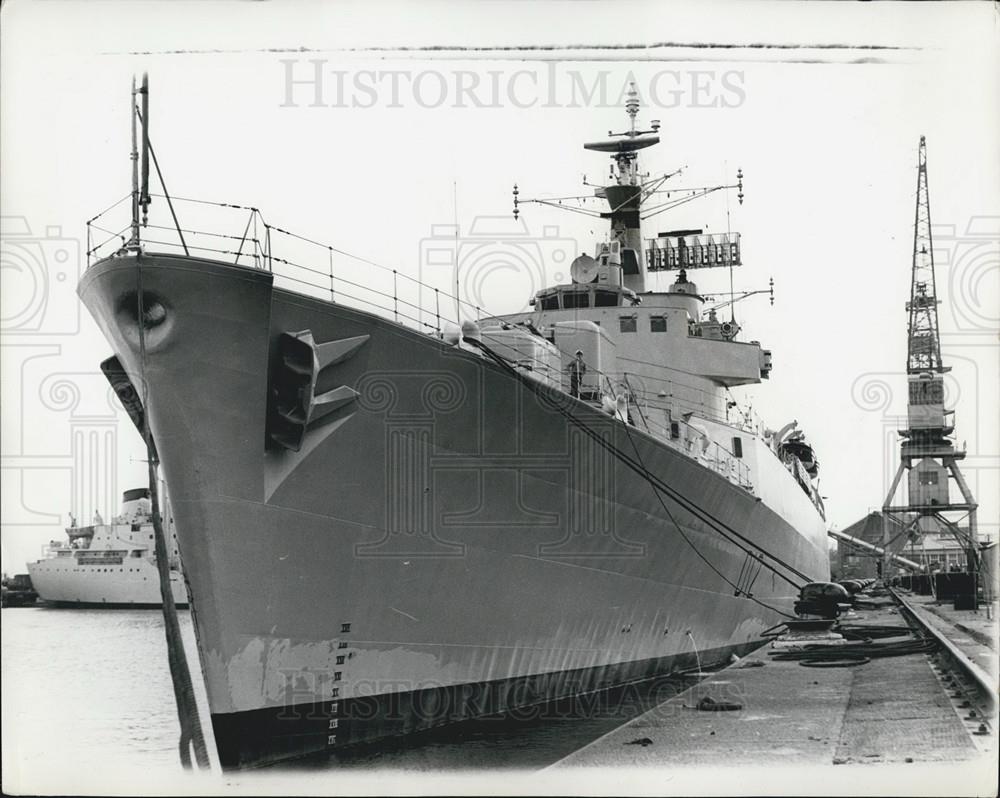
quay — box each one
[551,588,997,773]
[896,590,996,684]
[0,574,38,608]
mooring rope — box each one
[466,335,812,620]
[135,255,210,770]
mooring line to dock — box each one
[466,336,814,621]
[135,258,211,769]
[131,74,211,771]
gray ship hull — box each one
[79,253,829,769]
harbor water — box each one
[2,606,706,792]
[2,608,208,791]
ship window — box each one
[562,292,590,309]
[621,248,640,275]
[670,421,680,440]
[594,290,618,307]
[619,316,637,333]
[732,437,743,458]
[650,316,667,333]
[540,296,559,311]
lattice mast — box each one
[907,136,944,374]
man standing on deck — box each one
[568,350,587,398]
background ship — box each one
[79,82,829,768]
[26,488,187,608]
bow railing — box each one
[86,193,503,337]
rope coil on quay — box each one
[767,606,939,667]
[769,634,938,665]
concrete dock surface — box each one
[552,603,994,772]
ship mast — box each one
[582,84,662,293]
[126,73,151,251]
[127,75,141,250]
[513,84,746,298]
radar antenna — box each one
[511,83,745,295]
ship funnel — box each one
[120,487,151,523]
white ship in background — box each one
[27,488,187,608]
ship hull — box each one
[26,559,188,607]
[79,254,829,769]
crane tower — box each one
[881,137,979,593]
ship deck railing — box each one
[86,194,715,407]
[86,193,512,340]
[86,194,760,492]
[624,410,755,494]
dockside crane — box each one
[880,137,980,600]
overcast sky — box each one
[2,0,998,574]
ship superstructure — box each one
[78,80,829,768]
[495,85,824,521]
[27,488,187,607]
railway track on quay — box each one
[889,586,997,754]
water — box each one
[2,606,707,793]
[2,607,217,794]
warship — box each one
[79,81,829,768]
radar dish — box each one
[583,134,660,154]
[570,254,599,284]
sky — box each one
[2,0,998,573]
[1,1,998,794]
